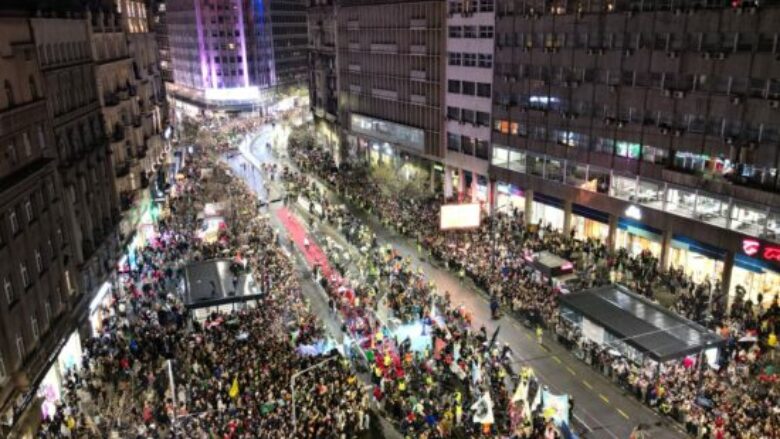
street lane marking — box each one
[599,394,610,404]
[582,380,593,390]
[552,356,562,364]
[617,408,629,420]
[566,366,576,376]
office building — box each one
[166,0,308,112]
[308,0,340,160]
[488,0,780,308]
[338,0,446,170]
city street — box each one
[231,124,686,439]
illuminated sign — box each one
[741,238,780,263]
[624,205,642,220]
[440,203,481,230]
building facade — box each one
[338,0,446,166]
[166,0,308,111]
[308,0,340,160]
[443,0,495,202]
[0,17,80,436]
[489,0,780,308]
[149,0,174,83]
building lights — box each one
[625,205,642,220]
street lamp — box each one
[290,355,339,434]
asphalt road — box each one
[233,124,688,439]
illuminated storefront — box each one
[667,236,726,284]
[89,281,115,336]
[37,332,83,421]
[571,204,610,241]
[616,217,663,258]
[731,239,780,308]
[531,193,565,231]
[495,182,525,216]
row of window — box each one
[448,0,494,14]
[447,132,490,159]
[448,25,494,39]
[447,80,492,98]
[448,52,493,68]
[0,181,59,246]
[447,107,491,126]
[496,31,779,54]
[493,93,780,143]
[4,126,47,170]
[495,0,757,16]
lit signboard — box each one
[742,238,780,263]
[440,203,481,230]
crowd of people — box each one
[288,139,780,438]
[36,125,370,438]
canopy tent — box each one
[183,259,261,312]
[559,284,724,362]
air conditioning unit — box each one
[667,51,679,59]
[703,52,712,59]
[617,120,625,128]
[770,100,780,109]
[726,136,735,145]
[673,90,685,99]
[731,96,742,105]
[609,85,617,93]
[673,129,683,137]
[716,52,727,60]
[503,75,510,82]
[660,127,670,135]
[663,89,672,97]
[624,49,634,56]
[604,117,613,126]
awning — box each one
[559,284,724,362]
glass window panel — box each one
[528,154,544,177]
[636,179,664,209]
[730,202,767,237]
[611,175,637,200]
[508,150,526,173]
[491,145,509,167]
[546,158,564,182]
[666,187,698,216]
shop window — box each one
[491,145,509,167]
[666,187,698,216]
[611,175,637,200]
[695,194,728,226]
[729,202,767,237]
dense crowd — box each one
[288,139,780,438]
[36,127,369,438]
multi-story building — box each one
[30,16,119,303]
[337,0,446,171]
[489,0,780,308]
[308,0,340,160]
[442,0,495,201]
[0,17,79,437]
[87,1,167,243]
[166,0,308,112]
[149,0,174,83]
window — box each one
[47,239,54,259]
[479,26,494,39]
[462,109,476,123]
[24,200,34,223]
[29,76,38,100]
[479,0,494,12]
[35,249,43,273]
[56,228,64,247]
[476,111,490,126]
[448,26,462,38]
[31,315,39,341]
[448,52,461,66]
[463,53,477,67]
[448,80,461,93]
[7,143,17,165]
[478,54,493,68]
[4,80,14,106]
[463,26,477,38]
[447,132,461,152]
[20,263,29,288]
[9,210,18,235]
[477,83,491,98]
[37,126,46,151]
[447,106,460,120]
[0,352,6,382]
[4,277,14,304]
[461,81,477,96]
[44,301,51,326]
[16,333,25,363]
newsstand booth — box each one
[183,259,262,321]
[559,284,724,369]
[523,250,577,292]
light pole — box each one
[290,355,339,434]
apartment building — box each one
[443,0,495,201]
[489,0,780,308]
[0,17,79,437]
[338,0,446,171]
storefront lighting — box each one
[625,205,642,220]
[742,239,760,256]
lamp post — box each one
[290,355,339,434]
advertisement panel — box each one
[440,203,481,230]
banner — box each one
[541,389,570,426]
[471,392,495,425]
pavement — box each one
[233,123,687,439]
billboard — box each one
[440,203,481,230]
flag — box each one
[488,326,501,351]
[229,377,239,399]
[471,360,482,385]
[541,389,570,426]
[470,392,495,424]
